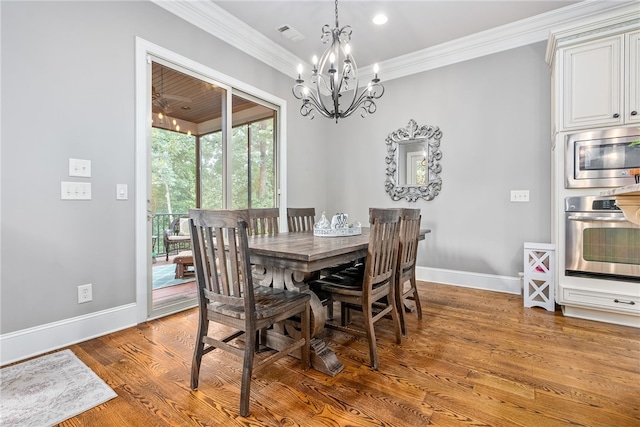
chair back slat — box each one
[248,208,280,236]
[399,208,421,273]
[365,208,402,288]
[287,208,315,232]
[204,224,221,295]
[189,209,253,310]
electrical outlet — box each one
[78,284,92,303]
[510,190,530,202]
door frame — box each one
[135,37,288,322]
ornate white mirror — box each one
[385,119,442,202]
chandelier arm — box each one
[298,86,334,119]
[292,82,308,100]
[293,82,334,119]
[341,82,382,117]
[306,93,334,119]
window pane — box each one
[231,124,249,208]
[250,118,275,208]
[151,128,196,215]
[200,131,223,209]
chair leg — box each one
[190,318,208,390]
[327,301,334,320]
[411,276,423,320]
[389,283,402,345]
[240,330,256,417]
[362,300,379,370]
[396,279,407,337]
[340,302,351,326]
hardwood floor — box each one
[58,282,639,426]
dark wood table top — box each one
[248,228,430,273]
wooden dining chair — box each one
[310,208,402,370]
[396,208,423,336]
[248,208,280,236]
[286,207,315,232]
[188,208,310,417]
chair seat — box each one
[208,286,310,320]
[311,274,388,296]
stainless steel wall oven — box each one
[565,196,640,282]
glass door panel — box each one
[150,61,224,315]
[230,93,277,209]
[148,61,279,318]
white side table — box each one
[524,242,555,312]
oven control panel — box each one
[566,196,622,213]
[592,199,620,211]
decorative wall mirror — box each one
[385,119,442,202]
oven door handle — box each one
[567,215,629,222]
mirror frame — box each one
[384,119,443,202]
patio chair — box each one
[163,215,191,260]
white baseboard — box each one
[1,268,522,366]
[416,266,522,295]
[0,303,138,366]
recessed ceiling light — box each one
[373,14,388,25]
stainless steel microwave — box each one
[565,127,640,188]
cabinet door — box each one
[562,36,622,130]
[626,30,640,124]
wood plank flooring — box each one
[54,282,638,426]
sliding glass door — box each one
[149,60,278,317]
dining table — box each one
[247,227,430,376]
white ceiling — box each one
[212,0,581,67]
[154,0,638,81]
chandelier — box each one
[292,0,384,123]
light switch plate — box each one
[69,158,91,177]
[61,182,92,200]
[510,190,530,202]
[116,184,128,200]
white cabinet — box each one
[626,31,640,125]
[561,286,640,316]
[561,36,622,129]
[547,14,640,327]
[559,30,640,131]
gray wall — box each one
[1,0,551,336]
[321,43,552,277]
[0,0,327,333]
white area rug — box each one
[0,349,117,427]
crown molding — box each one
[151,0,306,73]
[545,3,639,65]
[152,0,640,82]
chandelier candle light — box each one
[293,0,384,123]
